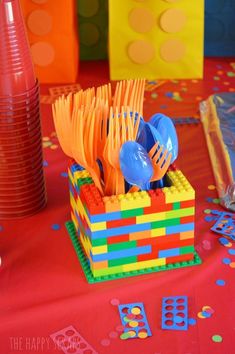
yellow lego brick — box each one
[68,169,75,186]
[73,169,91,181]
[180,230,194,240]
[151,228,166,237]
[118,191,151,211]
[71,211,78,230]
[165,207,195,219]
[136,211,166,224]
[91,245,108,255]
[122,257,166,272]
[75,195,92,229]
[90,221,107,232]
[129,230,152,241]
[70,192,77,213]
[103,195,121,213]
[164,189,195,204]
[80,231,92,262]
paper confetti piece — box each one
[145,80,167,92]
[212,334,223,343]
[50,325,98,354]
[197,305,214,319]
[118,302,151,340]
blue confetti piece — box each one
[43,160,48,167]
[228,249,235,255]
[213,87,220,91]
[206,197,213,203]
[222,258,231,264]
[174,315,184,323]
[216,279,226,286]
[188,318,196,326]
[0,225,3,231]
[165,92,173,98]
[61,172,68,178]
[201,311,211,318]
[219,237,229,245]
[52,224,60,231]
[160,105,167,109]
[205,216,217,222]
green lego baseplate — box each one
[66,221,202,283]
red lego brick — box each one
[107,217,136,229]
[166,253,194,265]
[168,163,178,171]
[148,234,194,251]
[145,189,166,213]
[180,215,195,224]
[107,234,130,244]
[181,199,195,208]
[80,184,105,215]
[137,250,158,262]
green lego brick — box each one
[151,218,180,229]
[108,256,137,267]
[107,240,137,252]
[121,208,144,218]
[76,177,93,187]
[165,207,194,219]
[180,245,195,255]
[92,238,107,246]
[173,202,181,210]
[66,221,202,284]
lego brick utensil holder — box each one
[67,160,201,283]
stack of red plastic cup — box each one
[0,0,46,219]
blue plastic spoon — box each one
[119,141,153,190]
[137,121,164,152]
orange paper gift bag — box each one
[20,0,79,83]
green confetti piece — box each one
[213,198,220,204]
[120,332,130,340]
[204,209,211,214]
[227,71,235,77]
[212,335,223,343]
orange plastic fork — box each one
[148,142,172,182]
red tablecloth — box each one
[1,58,235,354]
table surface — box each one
[1,58,235,354]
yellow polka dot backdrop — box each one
[109,0,204,80]
[20,0,79,83]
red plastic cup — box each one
[0,80,39,102]
[0,198,47,219]
[0,0,36,96]
[0,181,46,204]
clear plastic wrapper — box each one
[200,93,235,211]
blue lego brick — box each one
[166,223,194,235]
[91,245,152,262]
[70,163,85,173]
[211,212,235,241]
[88,210,122,223]
[118,302,152,339]
[162,296,188,331]
[159,248,180,258]
[91,222,152,239]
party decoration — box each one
[118,302,152,340]
[205,0,235,57]
[109,0,204,79]
[50,325,98,354]
[162,296,188,331]
[20,0,79,83]
[77,0,108,60]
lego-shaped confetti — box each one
[211,212,235,241]
[162,296,188,331]
[50,325,98,354]
[49,84,82,97]
[118,302,151,340]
